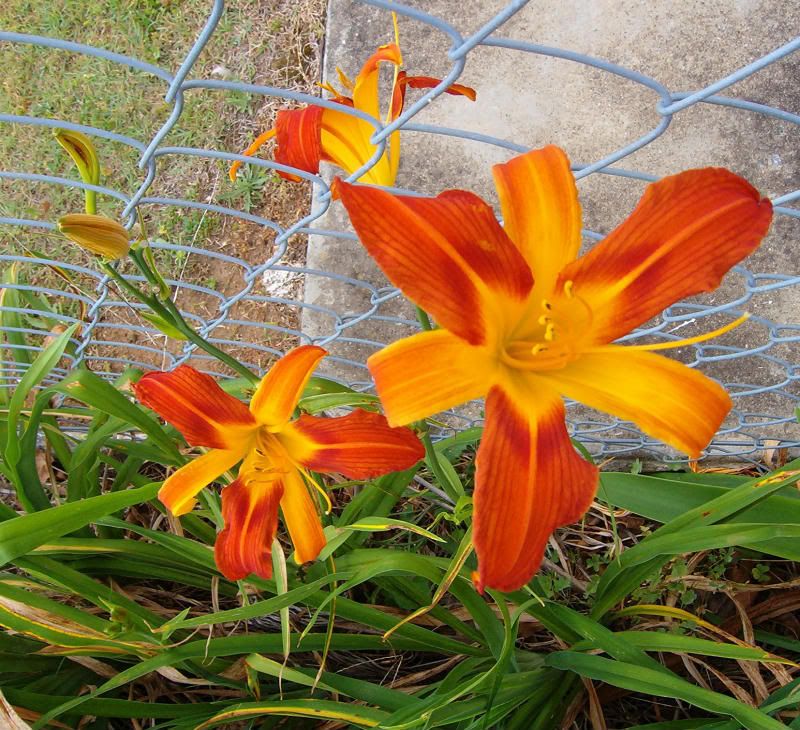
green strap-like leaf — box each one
[0,482,159,567]
[546,652,787,730]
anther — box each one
[541,299,552,311]
[563,280,574,298]
[537,314,551,325]
[544,323,556,341]
[531,344,548,355]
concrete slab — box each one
[301,0,799,459]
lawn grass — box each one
[1,0,323,247]
[1,0,325,371]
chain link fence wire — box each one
[0,0,798,463]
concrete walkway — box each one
[302,0,799,458]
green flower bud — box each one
[54,129,101,213]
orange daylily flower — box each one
[333,145,773,593]
[229,23,475,187]
[134,346,424,580]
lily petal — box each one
[274,106,325,181]
[352,42,402,120]
[320,106,379,181]
[280,469,326,565]
[159,447,245,517]
[281,409,424,477]
[215,477,283,581]
[559,167,773,344]
[543,347,731,458]
[491,145,582,290]
[390,71,476,119]
[250,345,327,429]
[334,181,533,346]
[347,42,403,186]
[135,366,256,449]
[368,329,493,426]
[473,383,598,593]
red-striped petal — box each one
[274,106,325,182]
[401,74,477,101]
[215,477,282,581]
[334,180,533,346]
[473,383,598,593]
[281,409,424,478]
[560,167,773,345]
[491,146,583,291]
[134,366,256,449]
[249,345,327,428]
[390,71,476,119]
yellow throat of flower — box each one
[500,279,751,374]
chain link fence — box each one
[0,0,798,463]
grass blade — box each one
[0,482,159,567]
[546,652,787,730]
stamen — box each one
[541,299,552,311]
[544,323,556,341]
[624,312,750,352]
[537,314,551,325]
[501,347,571,371]
[392,11,400,47]
[385,12,402,124]
[335,67,354,91]
[318,81,341,96]
[300,467,333,515]
[563,280,574,298]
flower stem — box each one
[100,262,259,383]
[419,426,463,503]
[158,298,259,384]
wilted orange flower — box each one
[229,21,475,187]
[334,145,773,593]
[134,346,424,580]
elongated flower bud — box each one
[58,213,130,260]
[54,129,101,213]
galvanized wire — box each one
[0,0,798,462]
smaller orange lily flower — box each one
[333,145,773,593]
[229,19,475,187]
[134,346,424,580]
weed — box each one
[219,164,275,213]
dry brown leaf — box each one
[727,592,770,703]
[581,676,608,730]
[155,666,213,685]
[684,654,756,706]
[67,655,118,679]
[0,689,32,729]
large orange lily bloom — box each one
[333,145,773,593]
[229,30,475,187]
[134,346,424,580]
